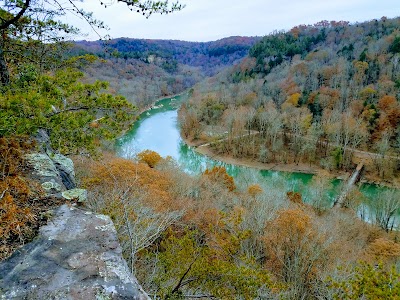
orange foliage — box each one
[318,87,340,109]
[203,166,236,192]
[247,184,263,198]
[89,121,100,128]
[0,137,62,261]
[321,66,338,84]
[81,154,182,212]
[378,95,397,112]
[307,91,319,105]
[286,191,303,204]
[0,193,35,241]
[137,150,162,168]
[290,26,300,39]
[268,208,311,238]
[185,207,220,232]
[264,208,330,293]
[0,137,35,179]
[365,238,400,264]
[350,99,365,115]
[377,95,400,131]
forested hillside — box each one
[73,37,260,108]
[180,17,400,183]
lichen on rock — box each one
[51,153,75,179]
[62,188,87,202]
[25,153,59,178]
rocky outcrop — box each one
[0,205,150,300]
[62,188,88,203]
[26,129,77,191]
[52,153,76,190]
[25,152,76,194]
[1,138,149,299]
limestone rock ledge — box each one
[0,205,150,300]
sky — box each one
[70,0,400,42]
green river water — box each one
[116,95,395,223]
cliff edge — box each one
[0,204,150,300]
[0,138,150,299]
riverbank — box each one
[184,136,399,188]
[190,141,348,178]
[120,96,399,189]
[135,92,187,116]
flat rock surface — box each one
[0,205,150,300]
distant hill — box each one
[75,36,260,76]
[72,37,260,108]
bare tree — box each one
[368,189,400,232]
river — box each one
[116,95,397,227]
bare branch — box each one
[0,0,31,30]
[0,189,8,200]
[45,106,90,117]
[171,253,200,294]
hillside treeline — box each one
[73,37,260,109]
[180,17,400,182]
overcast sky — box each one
[71,0,400,42]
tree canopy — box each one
[0,65,136,154]
[0,0,184,153]
[0,0,184,86]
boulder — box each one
[31,129,75,189]
[62,188,88,203]
[0,205,150,300]
[41,179,63,193]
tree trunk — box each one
[0,39,10,86]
